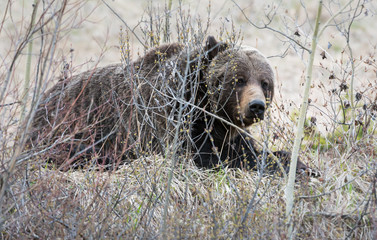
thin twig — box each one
[231,0,311,53]
[101,0,147,48]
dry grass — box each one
[5,146,376,239]
[1,0,377,239]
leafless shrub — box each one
[1,0,376,239]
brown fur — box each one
[29,36,309,173]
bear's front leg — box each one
[272,151,319,176]
[231,134,318,176]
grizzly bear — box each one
[29,36,309,174]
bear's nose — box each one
[249,100,265,119]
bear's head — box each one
[204,37,274,128]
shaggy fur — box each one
[30,36,308,173]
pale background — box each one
[1,0,376,134]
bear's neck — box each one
[192,116,241,145]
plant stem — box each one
[20,0,39,123]
[285,0,323,238]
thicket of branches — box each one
[0,0,376,239]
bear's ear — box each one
[204,36,228,61]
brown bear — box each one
[29,36,308,173]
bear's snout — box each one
[248,99,265,121]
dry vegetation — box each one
[1,0,377,239]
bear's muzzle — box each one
[246,99,265,122]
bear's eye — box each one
[236,78,246,86]
[262,81,269,90]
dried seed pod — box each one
[355,92,362,101]
[339,82,348,92]
[320,51,327,59]
[310,116,317,126]
[344,100,350,109]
